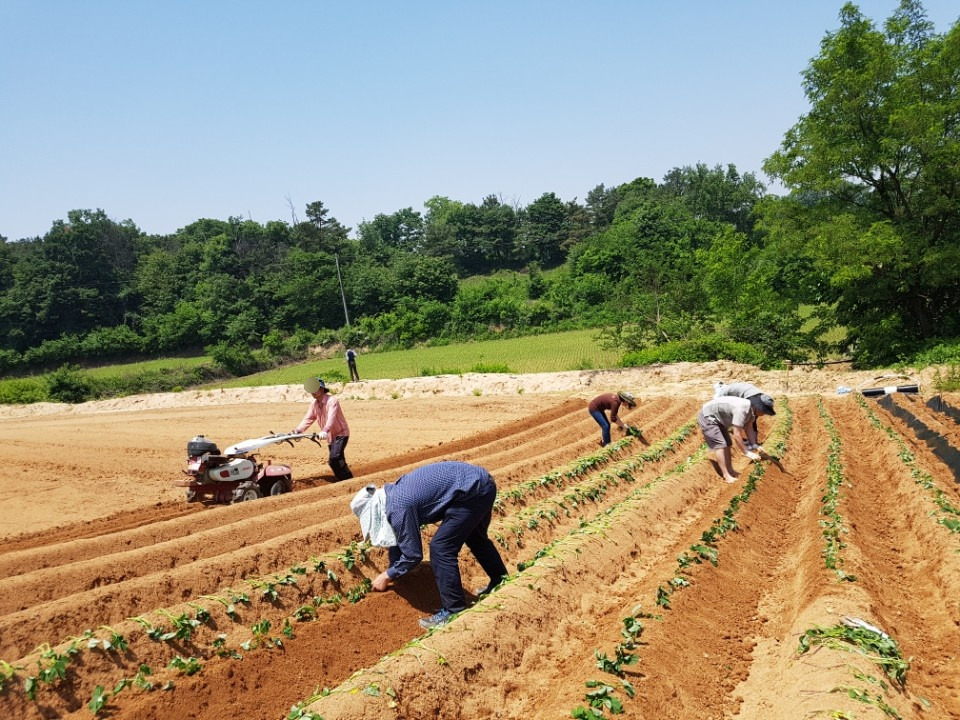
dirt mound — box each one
[0,367,957,720]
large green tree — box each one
[0,210,141,351]
[763,0,960,363]
[517,192,567,266]
[659,163,765,236]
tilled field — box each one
[1,388,960,720]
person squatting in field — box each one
[713,380,777,448]
[292,377,353,480]
[697,394,776,483]
[588,391,637,446]
[350,460,508,630]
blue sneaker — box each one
[418,608,453,630]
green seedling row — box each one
[290,443,706,715]
[495,422,698,551]
[0,539,379,715]
[494,434,639,512]
[855,394,960,538]
[573,397,793,717]
[816,398,856,582]
[797,622,913,718]
[658,397,793,608]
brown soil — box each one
[1,362,958,720]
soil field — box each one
[1,363,959,720]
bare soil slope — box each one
[1,363,958,720]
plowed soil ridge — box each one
[301,396,960,720]
[0,400,691,719]
[301,403,792,719]
[0,400,621,659]
[2,383,960,720]
[877,393,960,485]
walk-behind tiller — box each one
[173,432,322,504]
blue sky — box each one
[2,1,958,242]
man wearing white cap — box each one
[697,394,775,483]
[714,381,776,448]
[292,377,352,480]
[350,461,508,630]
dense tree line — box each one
[0,168,774,375]
[1,1,957,376]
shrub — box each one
[208,342,273,377]
[419,367,462,377]
[910,340,960,367]
[932,365,960,392]
[469,363,512,374]
[261,330,287,358]
[335,325,370,351]
[87,364,224,397]
[0,349,23,375]
[621,334,775,369]
[80,325,144,358]
[23,335,83,368]
[0,377,48,404]
[46,364,93,403]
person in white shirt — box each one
[697,395,774,483]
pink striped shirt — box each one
[295,394,350,443]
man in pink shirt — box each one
[292,377,353,480]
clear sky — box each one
[2,1,958,242]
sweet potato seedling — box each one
[88,685,108,715]
[167,656,203,676]
[0,659,23,693]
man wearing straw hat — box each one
[291,377,353,480]
[587,390,638,447]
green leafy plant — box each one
[167,656,203,676]
[36,644,77,685]
[0,660,23,694]
[158,610,202,641]
[88,626,128,653]
[133,664,155,691]
[88,685,108,715]
[572,682,623,718]
[816,399,856,581]
[201,593,243,621]
[799,622,909,687]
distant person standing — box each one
[291,377,353,480]
[346,348,360,382]
[588,391,637,447]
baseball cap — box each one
[756,393,776,415]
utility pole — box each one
[335,254,351,327]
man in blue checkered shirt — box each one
[356,461,508,629]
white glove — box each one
[318,431,328,440]
[745,450,762,462]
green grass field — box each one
[215,328,621,388]
[83,355,211,378]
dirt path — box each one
[0,367,958,720]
